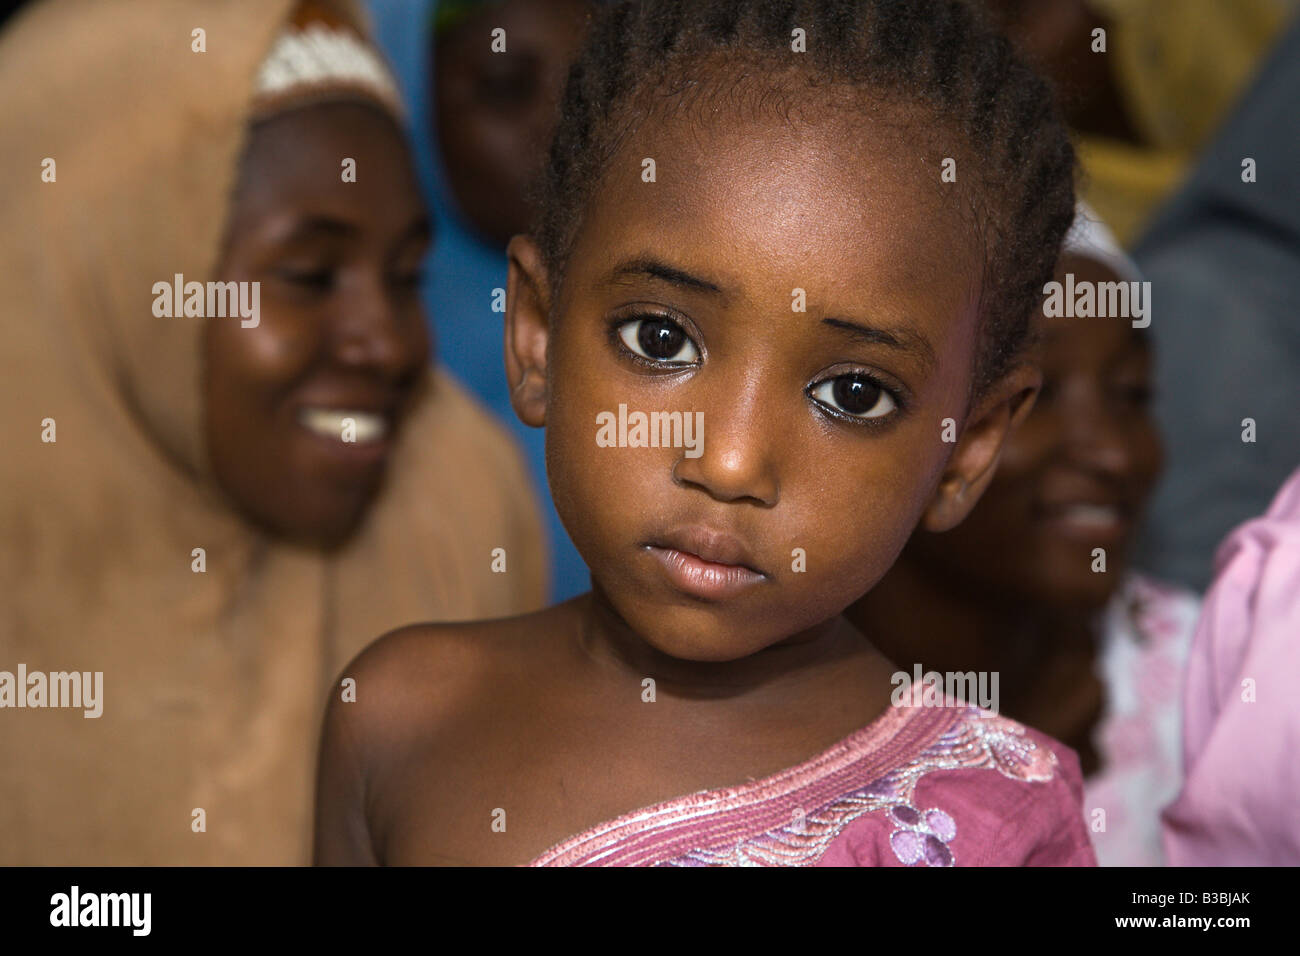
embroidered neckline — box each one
[659,708,1058,867]
[528,700,1026,866]
[528,701,931,865]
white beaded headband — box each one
[1062,200,1143,284]
[252,21,405,120]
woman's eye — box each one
[277,267,333,290]
[389,269,426,290]
[810,374,896,420]
[476,67,538,108]
[1111,377,1153,406]
[617,317,700,365]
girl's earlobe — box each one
[509,371,548,427]
[920,363,1042,533]
[504,234,552,428]
[920,478,969,533]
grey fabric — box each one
[1132,15,1300,591]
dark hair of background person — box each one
[0,0,38,32]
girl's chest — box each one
[372,708,864,866]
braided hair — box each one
[529,0,1076,396]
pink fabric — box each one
[1161,466,1300,865]
[529,700,1096,867]
[1085,574,1200,866]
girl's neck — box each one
[575,585,878,704]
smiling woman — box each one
[0,0,546,864]
[206,99,436,548]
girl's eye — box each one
[617,317,700,365]
[809,374,897,420]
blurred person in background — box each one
[848,204,1201,866]
[0,0,544,864]
[367,0,595,602]
[985,2,1300,594]
[1161,464,1300,865]
[983,0,1295,244]
[1130,14,1300,592]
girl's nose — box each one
[671,376,780,507]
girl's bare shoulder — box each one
[315,602,584,865]
[330,601,580,757]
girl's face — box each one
[507,105,1039,661]
[903,254,1163,609]
[206,102,432,547]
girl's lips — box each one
[646,545,767,601]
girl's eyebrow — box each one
[598,255,725,296]
[822,317,937,375]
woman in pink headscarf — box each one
[1161,466,1300,865]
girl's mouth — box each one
[644,540,767,601]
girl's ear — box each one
[921,362,1042,532]
[505,234,552,428]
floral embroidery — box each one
[655,709,1056,867]
[964,715,1058,782]
[888,805,957,866]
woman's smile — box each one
[292,405,395,471]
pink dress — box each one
[1161,465,1300,865]
[528,700,1097,867]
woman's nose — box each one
[1059,386,1137,476]
[330,274,426,377]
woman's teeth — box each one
[1059,503,1121,527]
[298,408,389,443]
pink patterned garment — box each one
[1084,574,1201,866]
[528,702,1097,867]
[1161,466,1300,865]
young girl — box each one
[314,0,1095,866]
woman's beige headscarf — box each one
[0,0,547,864]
